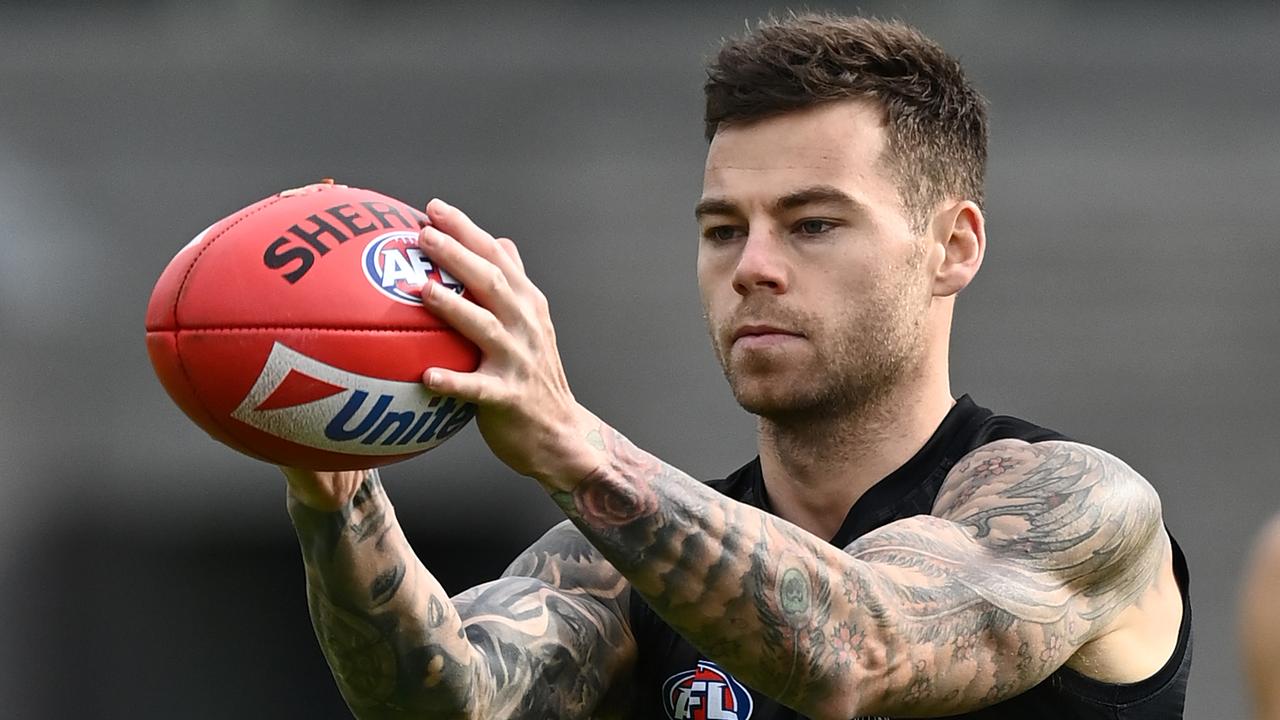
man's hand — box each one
[416,198,604,489]
[280,466,366,512]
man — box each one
[1243,516,1280,719]
[282,14,1191,719]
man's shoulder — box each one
[933,438,1166,594]
[939,438,1160,520]
[962,397,1072,447]
[948,400,1154,516]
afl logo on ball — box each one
[362,231,463,305]
[662,661,753,720]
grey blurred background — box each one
[0,0,1276,717]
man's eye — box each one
[703,226,744,242]
[796,219,835,235]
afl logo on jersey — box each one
[662,660,754,720]
[362,231,463,305]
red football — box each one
[145,180,480,470]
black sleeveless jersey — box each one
[629,395,1191,720]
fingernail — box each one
[423,369,438,386]
[421,279,435,302]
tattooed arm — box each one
[286,469,634,719]
[549,433,1166,719]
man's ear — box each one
[931,200,985,297]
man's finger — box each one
[496,237,526,275]
[425,198,522,281]
[423,366,504,406]
[420,225,524,322]
[421,276,512,358]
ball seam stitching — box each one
[166,193,290,457]
[170,193,289,321]
[157,327,460,333]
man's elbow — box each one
[793,639,897,720]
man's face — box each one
[697,100,935,420]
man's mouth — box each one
[731,324,804,347]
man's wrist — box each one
[532,407,610,494]
[285,481,345,515]
[280,466,368,514]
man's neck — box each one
[756,378,955,542]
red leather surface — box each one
[144,183,481,469]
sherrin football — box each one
[145,181,480,470]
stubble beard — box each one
[709,263,931,432]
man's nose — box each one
[732,230,789,296]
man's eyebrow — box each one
[695,186,866,221]
[694,198,738,220]
[773,185,864,214]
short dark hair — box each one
[704,13,988,232]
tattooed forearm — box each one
[549,430,1165,718]
[290,471,481,717]
[289,473,634,719]
[550,429,849,708]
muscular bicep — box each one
[450,521,635,719]
[841,439,1165,715]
